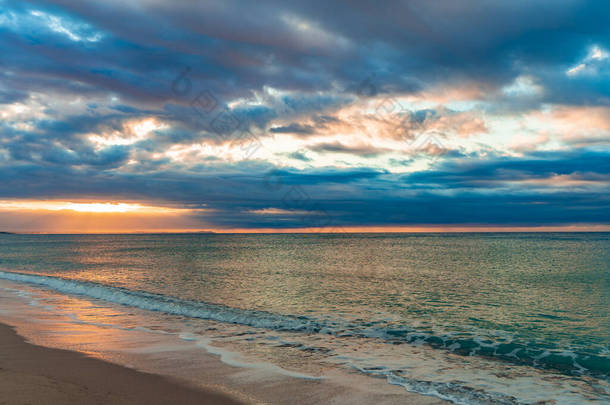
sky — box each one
[0,0,609,233]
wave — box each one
[1,270,608,380]
[0,270,326,332]
[351,364,522,405]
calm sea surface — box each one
[1,233,608,404]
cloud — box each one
[0,0,606,108]
[309,142,390,157]
[0,0,609,230]
[270,123,315,135]
[0,89,28,104]
[0,147,607,229]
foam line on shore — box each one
[1,270,607,380]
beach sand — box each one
[0,280,451,405]
[0,322,245,405]
[0,318,449,405]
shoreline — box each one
[0,280,449,405]
[0,322,246,405]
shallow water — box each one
[0,233,608,404]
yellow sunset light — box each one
[0,201,186,214]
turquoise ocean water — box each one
[0,233,608,404]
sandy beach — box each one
[0,323,245,405]
[0,279,451,405]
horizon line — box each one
[3,225,610,235]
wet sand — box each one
[0,322,245,405]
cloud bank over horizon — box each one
[1,0,609,231]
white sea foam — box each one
[349,363,526,405]
[194,336,324,380]
[1,273,608,405]
[0,269,607,382]
[0,270,323,332]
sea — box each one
[0,233,608,404]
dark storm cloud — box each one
[0,149,608,227]
[3,0,609,106]
[0,89,28,105]
[201,192,610,229]
[404,150,610,188]
[0,107,148,167]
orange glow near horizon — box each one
[0,200,608,234]
[0,200,205,233]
